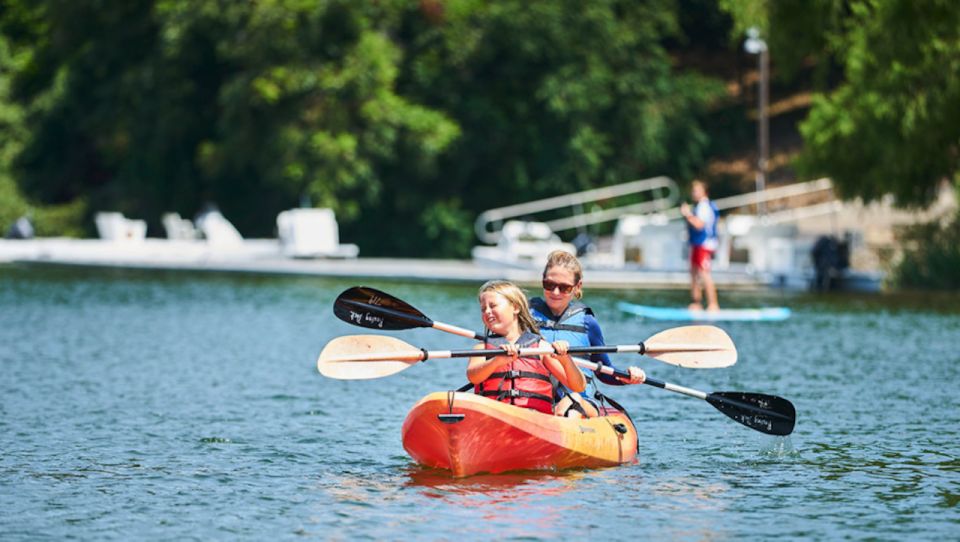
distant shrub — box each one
[32,198,89,237]
[892,209,960,290]
[0,176,88,238]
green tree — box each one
[0,32,30,231]
[770,0,960,206]
[2,0,458,238]
[362,0,725,255]
[0,13,88,237]
[892,210,960,289]
[2,0,728,256]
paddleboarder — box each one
[530,250,645,418]
[680,180,720,312]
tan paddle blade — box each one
[317,335,424,380]
[643,325,737,368]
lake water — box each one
[2,264,958,540]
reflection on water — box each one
[2,265,959,540]
[403,467,582,537]
[404,465,583,501]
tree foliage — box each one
[892,210,960,289]
[771,0,960,206]
[1,1,725,255]
[365,0,726,255]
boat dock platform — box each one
[0,238,777,291]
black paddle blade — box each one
[706,392,796,436]
[334,286,433,331]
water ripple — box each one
[2,266,959,540]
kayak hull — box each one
[618,301,791,322]
[401,392,638,477]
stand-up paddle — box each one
[317,335,795,436]
[334,286,736,368]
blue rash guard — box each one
[687,199,720,250]
[529,297,626,388]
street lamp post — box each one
[744,27,768,217]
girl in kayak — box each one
[467,280,586,415]
[530,250,645,418]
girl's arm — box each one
[541,340,587,392]
[467,343,515,384]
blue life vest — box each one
[530,298,593,398]
[529,297,593,347]
[687,199,720,247]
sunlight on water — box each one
[1,264,959,540]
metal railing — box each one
[646,178,836,221]
[711,177,834,215]
[474,176,680,244]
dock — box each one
[0,237,775,290]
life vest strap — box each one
[479,389,554,403]
[539,323,587,333]
[488,370,552,383]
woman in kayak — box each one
[467,280,586,415]
[530,250,645,418]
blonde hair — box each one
[478,280,540,334]
[542,249,584,299]
[691,179,708,193]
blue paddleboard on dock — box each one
[618,302,791,322]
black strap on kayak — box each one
[456,382,473,392]
[594,390,639,450]
[563,397,589,417]
[438,389,466,424]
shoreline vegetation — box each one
[1,1,958,289]
[891,210,960,290]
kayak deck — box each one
[618,301,791,322]
[401,392,638,477]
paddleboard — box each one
[618,302,791,322]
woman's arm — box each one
[467,343,514,385]
[541,340,587,393]
[586,315,644,386]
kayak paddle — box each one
[317,335,795,436]
[335,286,483,340]
[319,323,735,379]
[334,286,737,368]
[574,356,795,436]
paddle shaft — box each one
[324,342,702,364]
[574,357,704,398]
[341,299,718,355]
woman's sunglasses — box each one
[542,280,576,294]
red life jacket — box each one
[475,331,555,414]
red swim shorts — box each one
[690,245,714,272]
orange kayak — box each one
[401,392,638,477]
